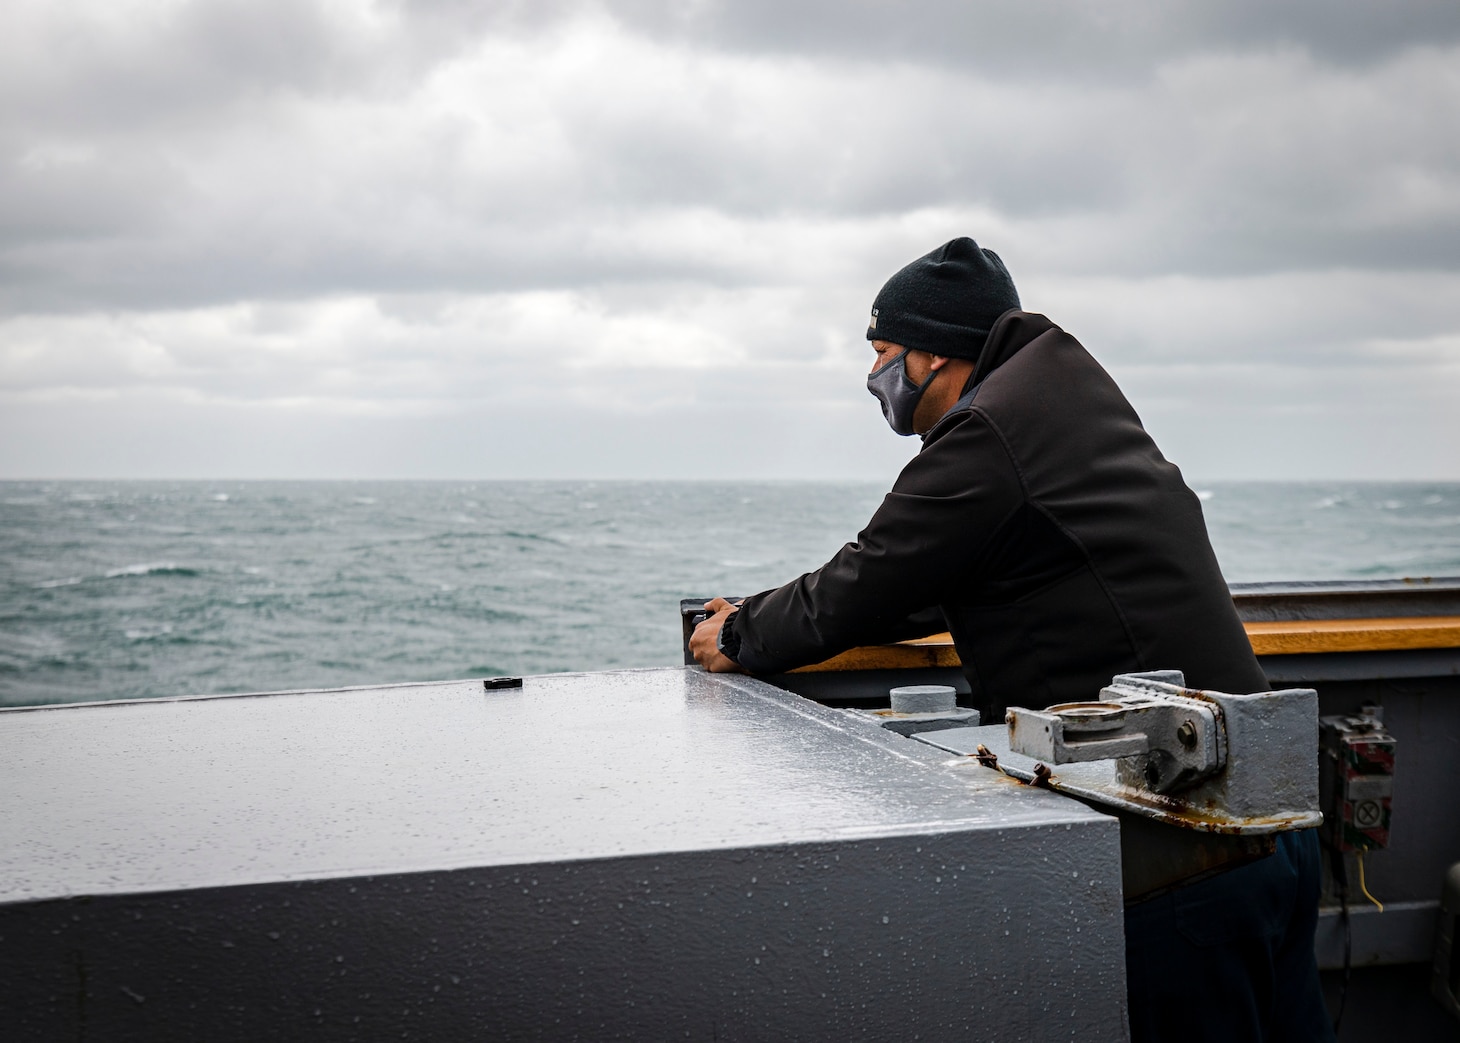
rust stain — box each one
[1070,783,1318,834]
[967,744,1316,834]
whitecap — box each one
[104,562,196,579]
[212,493,229,502]
[108,562,169,578]
[34,576,83,589]
[352,497,378,505]
[1195,490,1214,501]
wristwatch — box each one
[716,610,743,662]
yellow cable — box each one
[1356,850,1384,913]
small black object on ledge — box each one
[484,676,523,690]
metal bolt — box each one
[1176,720,1198,750]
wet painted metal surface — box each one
[0,667,1129,1041]
[1229,577,1460,622]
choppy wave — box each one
[501,530,563,543]
[32,563,202,588]
[103,562,200,579]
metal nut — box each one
[1176,720,1198,750]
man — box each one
[690,237,1332,1042]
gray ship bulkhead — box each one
[0,668,1129,1041]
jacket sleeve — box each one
[731,410,1026,673]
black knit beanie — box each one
[866,237,1020,359]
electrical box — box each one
[1319,704,1396,852]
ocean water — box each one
[2,480,1458,707]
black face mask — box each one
[866,349,937,436]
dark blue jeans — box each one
[1124,830,1334,1042]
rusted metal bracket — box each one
[1007,671,1226,795]
[1001,671,1321,835]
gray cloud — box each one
[523,0,1460,80]
[4,9,1457,313]
[1,0,1458,479]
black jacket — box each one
[731,310,1267,718]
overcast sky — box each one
[3,0,1458,481]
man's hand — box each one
[690,597,748,673]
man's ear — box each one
[929,355,950,371]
